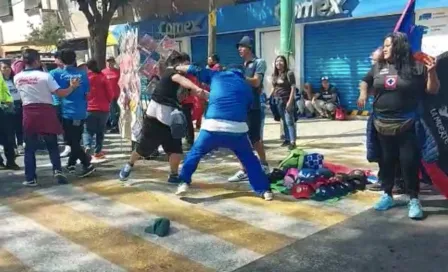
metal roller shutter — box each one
[304,15,400,111]
[191,31,255,67]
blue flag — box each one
[394,0,423,53]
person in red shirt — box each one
[83,59,114,159]
[102,56,120,133]
[207,54,222,71]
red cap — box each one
[292,184,315,199]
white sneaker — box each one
[17,145,24,155]
[263,191,273,201]
[176,183,190,195]
[228,170,248,182]
[60,146,71,157]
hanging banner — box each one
[416,7,448,57]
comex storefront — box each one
[130,0,446,111]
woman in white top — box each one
[1,62,24,155]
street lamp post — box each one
[208,0,217,57]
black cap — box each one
[236,36,253,49]
[22,49,40,64]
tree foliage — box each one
[26,15,66,48]
[74,0,129,68]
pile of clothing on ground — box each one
[268,148,376,201]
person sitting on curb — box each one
[312,76,339,118]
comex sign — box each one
[275,0,347,21]
[158,19,202,37]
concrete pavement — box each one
[0,117,446,271]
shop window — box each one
[24,0,41,11]
[0,0,14,19]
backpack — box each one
[279,148,307,170]
[335,107,346,120]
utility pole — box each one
[280,0,295,63]
[208,0,217,57]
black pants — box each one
[0,110,15,164]
[12,101,23,147]
[62,119,90,167]
[378,129,420,198]
[181,103,195,145]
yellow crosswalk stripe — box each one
[3,193,212,272]
[147,164,378,206]
[0,248,31,272]
[129,168,348,226]
[77,179,293,255]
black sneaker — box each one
[79,165,96,178]
[167,173,181,184]
[0,161,5,168]
[54,170,68,184]
[288,143,296,150]
[367,183,383,191]
[280,141,289,147]
[23,179,38,187]
[66,165,76,174]
[6,163,20,171]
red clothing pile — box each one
[102,67,120,99]
[87,71,114,112]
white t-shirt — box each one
[145,99,173,126]
[14,70,60,106]
[6,79,20,101]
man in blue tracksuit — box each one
[174,64,273,200]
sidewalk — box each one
[263,116,374,171]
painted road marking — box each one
[0,205,125,272]
[3,194,211,272]
[36,185,261,271]
[0,248,32,272]
[78,179,293,255]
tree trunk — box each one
[89,23,109,70]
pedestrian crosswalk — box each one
[0,164,380,272]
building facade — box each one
[126,0,447,111]
[0,0,131,61]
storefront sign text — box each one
[296,0,346,19]
[158,20,202,36]
[275,0,346,21]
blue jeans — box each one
[275,98,296,143]
[260,106,266,141]
[109,99,120,129]
[180,130,270,195]
[83,111,109,154]
[24,134,61,181]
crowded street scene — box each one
[0,0,447,271]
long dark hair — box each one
[272,55,289,82]
[0,61,14,80]
[380,32,415,78]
